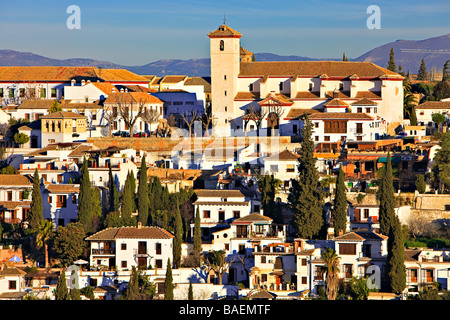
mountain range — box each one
[0,34,449,77]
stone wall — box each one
[413,194,450,211]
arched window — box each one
[220,40,224,51]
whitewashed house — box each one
[85,224,174,271]
[0,175,33,225]
[0,265,27,300]
[42,184,80,228]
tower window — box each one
[220,40,224,51]
[224,75,227,80]
[249,83,254,91]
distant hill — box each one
[354,34,450,74]
[0,34,449,77]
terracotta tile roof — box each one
[68,145,95,157]
[294,91,321,99]
[240,47,253,56]
[404,249,421,261]
[259,93,293,106]
[45,184,80,194]
[266,149,300,161]
[91,82,117,94]
[335,231,387,241]
[232,212,272,223]
[285,108,320,119]
[194,189,245,198]
[0,67,148,82]
[17,99,56,110]
[0,265,26,276]
[415,101,450,109]
[351,97,378,106]
[239,61,401,78]
[208,24,242,38]
[93,285,118,293]
[115,85,157,93]
[0,201,31,210]
[86,226,174,241]
[234,92,261,100]
[194,201,249,206]
[325,91,351,99]
[61,101,103,110]
[0,174,32,186]
[247,289,275,300]
[184,77,211,92]
[334,232,365,241]
[324,98,349,107]
[103,92,163,105]
[40,111,87,119]
[309,112,373,120]
[355,91,382,99]
[160,75,187,84]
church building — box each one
[208,23,404,142]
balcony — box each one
[0,218,22,224]
[91,248,115,255]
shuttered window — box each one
[339,243,356,255]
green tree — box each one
[415,174,426,194]
[55,269,70,300]
[29,168,43,231]
[193,206,202,266]
[77,157,93,233]
[432,113,446,133]
[49,100,62,113]
[108,167,119,213]
[387,48,397,72]
[387,216,406,294]
[137,155,149,225]
[13,132,29,147]
[403,82,418,126]
[342,52,348,62]
[121,171,137,226]
[350,276,370,300]
[433,132,450,191]
[257,174,281,222]
[51,222,86,266]
[164,258,174,300]
[443,60,450,82]
[321,248,340,300]
[188,281,194,300]
[288,116,324,239]
[35,220,54,269]
[331,165,347,236]
[125,266,140,300]
[173,202,183,268]
[378,153,396,236]
[90,187,103,232]
[417,58,428,81]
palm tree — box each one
[403,81,418,125]
[35,220,54,268]
[321,248,341,300]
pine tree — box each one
[164,258,174,300]
[29,168,43,231]
[137,155,149,225]
[387,48,396,72]
[387,216,406,294]
[173,202,183,268]
[108,166,119,213]
[417,58,428,81]
[193,206,202,266]
[443,60,449,82]
[55,269,70,300]
[331,165,347,236]
[378,153,396,236]
[77,157,93,233]
[342,52,348,62]
[288,116,324,239]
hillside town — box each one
[0,23,449,302]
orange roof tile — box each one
[104,92,163,105]
[208,24,242,38]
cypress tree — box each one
[164,258,174,300]
[387,216,406,294]
[417,58,427,80]
[288,116,324,239]
[193,206,202,266]
[126,266,140,300]
[121,172,136,226]
[188,281,193,300]
[443,60,449,82]
[29,168,43,231]
[55,269,69,300]
[137,155,149,225]
[173,202,183,268]
[387,48,396,72]
[108,166,119,213]
[331,165,347,236]
[77,157,93,233]
[378,153,396,236]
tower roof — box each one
[208,24,242,38]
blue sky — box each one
[1,0,449,65]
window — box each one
[203,210,211,218]
[314,122,319,128]
[286,164,295,173]
[72,195,77,204]
[279,82,284,91]
[121,261,127,268]
[155,243,162,255]
[7,191,12,201]
[155,259,163,268]
[261,274,268,282]
[364,209,369,219]
[309,83,313,91]
[9,88,15,98]
[249,83,254,91]
[357,108,362,113]
[339,83,344,90]
[233,211,240,219]
[121,243,127,250]
[324,121,347,134]
[220,40,224,51]
[40,88,46,98]
[261,256,266,263]
[324,136,330,142]
[8,280,16,290]
[224,75,227,80]
[302,276,307,284]
[270,164,279,172]
[315,136,319,142]
[301,258,307,266]
[339,243,356,255]
[224,91,227,96]
[58,218,65,227]
[51,88,57,98]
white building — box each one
[207,24,404,137]
[0,265,27,300]
[42,184,80,228]
[85,224,174,271]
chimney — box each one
[71,79,76,86]
[111,87,116,93]
[333,89,339,99]
[81,80,86,86]
[137,222,142,229]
